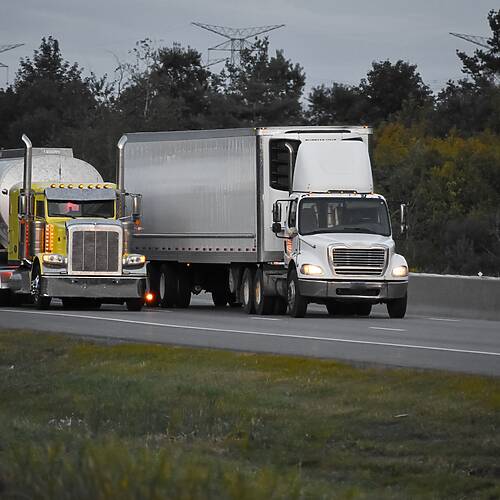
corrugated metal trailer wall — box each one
[124,130,260,264]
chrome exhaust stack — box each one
[19,134,34,260]
[116,135,127,219]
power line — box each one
[449,32,490,50]
[0,42,25,86]
[192,22,285,67]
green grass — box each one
[0,329,499,499]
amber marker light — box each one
[145,292,155,304]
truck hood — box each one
[299,232,394,251]
[65,219,122,228]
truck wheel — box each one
[355,303,372,317]
[287,268,307,318]
[273,297,287,315]
[0,290,11,307]
[254,268,275,315]
[147,264,161,306]
[326,300,337,316]
[241,267,255,314]
[31,265,51,310]
[228,292,242,308]
[126,298,144,311]
[159,264,177,308]
[212,289,228,307]
[176,267,191,309]
[387,294,407,319]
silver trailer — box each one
[123,127,408,317]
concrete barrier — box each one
[408,273,500,321]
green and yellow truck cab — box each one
[0,135,146,310]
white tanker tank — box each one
[0,148,102,249]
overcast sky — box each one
[0,0,497,93]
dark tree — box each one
[2,37,100,148]
[307,83,368,125]
[221,38,305,126]
[457,9,500,86]
[359,60,432,124]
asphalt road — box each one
[1,295,499,376]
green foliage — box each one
[1,330,500,499]
[374,124,500,274]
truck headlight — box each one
[392,265,408,277]
[42,253,67,267]
[123,254,146,267]
[300,264,324,276]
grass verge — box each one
[0,329,499,499]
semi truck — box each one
[0,135,147,310]
[121,126,408,318]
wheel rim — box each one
[288,280,295,307]
[255,278,261,306]
[31,275,40,300]
[243,276,250,305]
[160,273,166,300]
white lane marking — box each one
[426,317,461,322]
[2,309,500,357]
[251,317,281,321]
[369,326,406,332]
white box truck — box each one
[121,126,408,318]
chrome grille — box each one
[70,227,121,275]
[331,248,386,276]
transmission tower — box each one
[192,22,285,67]
[449,32,490,49]
[0,43,25,85]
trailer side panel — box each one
[126,133,259,264]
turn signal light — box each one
[45,224,54,253]
[145,292,154,303]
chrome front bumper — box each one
[299,279,408,302]
[40,276,147,299]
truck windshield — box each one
[47,200,115,218]
[299,197,391,236]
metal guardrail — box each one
[408,273,500,321]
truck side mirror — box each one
[400,203,408,235]
[272,222,282,234]
[272,202,281,223]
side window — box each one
[288,199,298,228]
[36,200,45,218]
[269,140,300,191]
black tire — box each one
[287,268,307,318]
[254,268,275,315]
[241,267,255,314]
[212,289,229,307]
[159,264,178,308]
[355,303,372,317]
[147,263,161,307]
[126,298,144,311]
[387,293,407,319]
[326,300,337,316]
[176,267,191,309]
[0,289,11,307]
[31,265,51,310]
[228,292,242,308]
[273,296,287,315]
